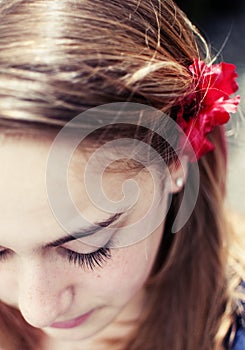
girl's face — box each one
[0,132,178,344]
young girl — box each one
[0,1,244,349]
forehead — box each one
[0,132,156,247]
[0,133,67,243]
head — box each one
[0,1,236,350]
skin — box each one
[0,131,185,350]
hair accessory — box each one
[176,177,184,188]
[176,59,240,161]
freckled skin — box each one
[0,134,182,349]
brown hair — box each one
[0,1,244,350]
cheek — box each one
[76,235,161,306]
[0,268,19,306]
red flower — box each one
[177,59,240,161]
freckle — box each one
[96,274,101,278]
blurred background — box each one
[176,0,245,214]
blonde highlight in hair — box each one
[0,0,209,126]
[0,1,244,350]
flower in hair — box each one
[176,59,240,160]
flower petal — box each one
[177,60,240,161]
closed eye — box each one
[0,244,113,271]
[61,245,112,270]
[0,249,12,262]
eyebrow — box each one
[45,212,124,248]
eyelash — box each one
[63,246,112,270]
[0,246,112,271]
[0,249,10,262]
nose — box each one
[17,258,74,328]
